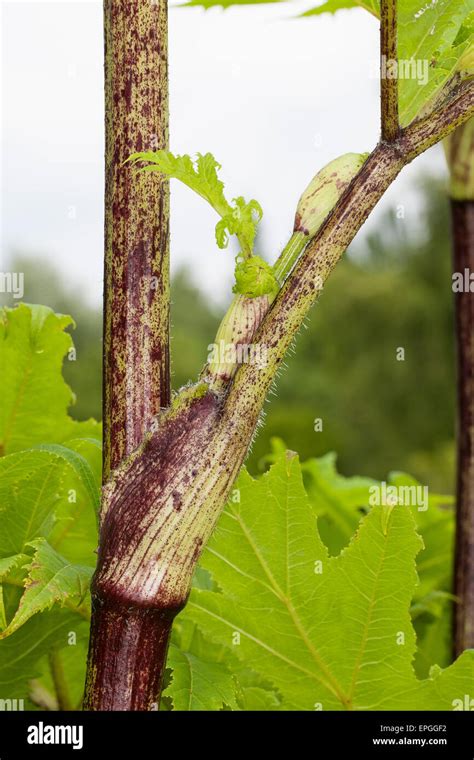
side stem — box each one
[380,0,399,142]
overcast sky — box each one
[1,0,445,307]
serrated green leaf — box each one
[389,471,454,599]
[302,451,378,554]
[303,0,378,19]
[34,442,101,519]
[397,0,473,125]
[0,304,100,456]
[0,555,30,630]
[0,539,92,639]
[304,0,473,125]
[0,451,64,557]
[168,615,279,710]
[185,451,474,710]
[0,610,88,702]
[164,644,237,710]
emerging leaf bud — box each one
[233,255,278,298]
[294,152,369,238]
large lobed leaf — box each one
[184,452,474,710]
[165,645,238,710]
[180,0,473,126]
[0,304,99,456]
[0,304,100,707]
[0,303,464,711]
[0,539,92,639]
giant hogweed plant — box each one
[0,303,471,711]
[0,0,473,710]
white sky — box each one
[1,0,445,307]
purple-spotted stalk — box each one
[445,119,474,656]
[102,0,170,479]
[84,0,474,710]
[84,0,170,710]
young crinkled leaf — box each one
[129,151,229,215]
[185,451,474,710]
[127,150,263,258]
[233,256,278,297]
[216,196,263,256]
[0,304,100,456]
[0,538,92,639]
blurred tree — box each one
[4,178,456,489]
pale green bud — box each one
[205,293,270,388]
[294,152,369,238]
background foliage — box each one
[0,299,471,711]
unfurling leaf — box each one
[233,255,278,297]
[127,150,263,257]
[215,197,263,255]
